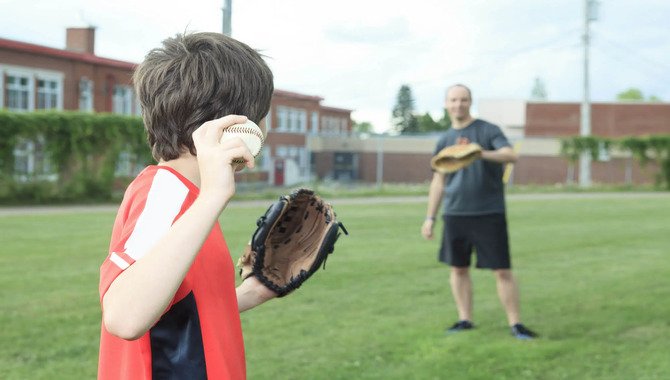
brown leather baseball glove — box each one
[237,188,348,297]
[430,143,482,173]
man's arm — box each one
[421,172,446,240]
[480,146,518,164]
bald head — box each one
[446,84,472,101]
[445,84,473,123]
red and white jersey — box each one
[98,165,245,380]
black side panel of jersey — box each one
[150,292,207,379]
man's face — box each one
[445,86,472,121]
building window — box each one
[311,111,319,134]
[275,144,307,176]
[36,78,60,110]
[333,152,357,181]
[112,85,133,115]
[265,106,272,131]
[115,149,144,177]
[13,136,54,181]
[321,116,347,135]
[597,141,610,162]
[276,106,307,133]
[135,98,142,116]
[6,74,31,111]
[79,79,94,112]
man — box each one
[421,84,538,340]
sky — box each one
[1,0,669,132]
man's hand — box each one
[421,219,434,240]
[191,115,255,207]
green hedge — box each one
[0,111,153,204]
[561,135,670,189]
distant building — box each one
[0,27,137,114]
[514,101,670,185]
[262,89,352,186]
[0,28,353,187]
[477,100,670,185]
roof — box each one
[0,37,137,70]
[320,105,354,113]
[273,89,324,102]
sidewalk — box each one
[0,192,668,216]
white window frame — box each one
[1,65,64,112]
[265,106,272,131]
[79,78,94,112]
[5,69,34,111]
[275,145,308,176]
[36,75,63,110]
[598,141,610,162]
[275,106,308,133]
[277,106,288,131]
[13,135,56,182]
[299,110,307,133]
[311,111,319,134]
[112,85,134,115]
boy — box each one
[98,32,277,379]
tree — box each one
[392,85,419,134]
[530,77,548,101]
[417,113,441,132]
[416,111,451,132]
[437,108,452,130]
[616,88,644,101]
[352,120,374,134]
[616,88,661,102]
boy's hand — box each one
[192,115,255,206]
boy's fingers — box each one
[192,115,248,142]
[224,146,255,167]
[205,115,248,140]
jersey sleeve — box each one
[99,168,190,302]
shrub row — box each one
[0,111,153,204]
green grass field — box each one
[1,194,669,379]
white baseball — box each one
[219,120,264,157]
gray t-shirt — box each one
[433,119,511,216]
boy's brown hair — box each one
[134,32,274,161]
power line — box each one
[593,32,670,76]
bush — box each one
[0,110,153,204]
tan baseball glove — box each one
[237,188,348,297]
[430,143,482,173]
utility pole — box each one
[222,0,232,36]
[579,0,599,187]
[376,135,384,190]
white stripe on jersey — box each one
[110,252,130,270]
[124,169,189,261]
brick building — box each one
[7,28,664,188]
[0,27,138,114]
[1,28,353,186]
[262,89,352,186]
[513,102,670,185]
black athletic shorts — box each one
[438,213,511,269]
